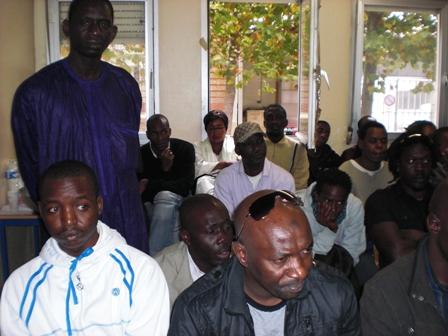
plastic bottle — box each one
[5,160,23,211]
[5,159,21,192]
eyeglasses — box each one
[234,190,303,241]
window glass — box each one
[208,1,302,134]
[360,8,438,132]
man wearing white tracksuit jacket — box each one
[0,221,170,335]
[0,160,170,335]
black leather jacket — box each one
[169,258,360,335]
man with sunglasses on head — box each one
[215,122,295,216]
[297,168,365,277]
[168,189,360,335]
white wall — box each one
[319,0,354,154]
[158,0,203,143]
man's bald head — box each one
[232,190,313,306]
[179,194,232,273]
[180,194,227,231]
[233,189,310,243]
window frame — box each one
[350,0,448,136]
[47,0,159,143]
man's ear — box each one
[180,229,191,246]
[110,25,118,43]
[427,213,441,234]
[232,241,248,267]
[235,143,241,156]
[281,118,288,129]
[62,19,70,38]
[96,196,104,216]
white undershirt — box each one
[247,297,286,336]
[247,172,263,188]
[187,249,205,281]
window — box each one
[203,0,320,144]
[352,0,448,133]
[47,0,157,135]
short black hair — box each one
[146,114,169,131]
[388,133,436,179]
[264,104,287,119]
[405,120,436,135]
[179,194,228,231]
[314,168,352,195]
[68,0,114,22]
[203,110,229,130]
[38,160,99,200]
[358,121,387,140]
[317,120,330,128]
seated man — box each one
[155,194,233,306]
[339,120,392,204]
[366,133,435,268]
[340,120,392,284]
[194,110,238,195]
[298,168,365,275]
[140,114,195,255]
[341,115,376,163]
[263,104,310,190]
[169,190,360,335]
[215,121,295,216]
[0,160,169,335]
[361,180,448,335]
[307,120,343,184]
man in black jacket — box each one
[169,189,360,335]
[361,180,448,335]
[140,114,195,255]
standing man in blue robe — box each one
[11,0,148,252]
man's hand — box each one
[212,161,233,171]
[316,201,338,232]
[160,147,174,172]
[139,178,149,195]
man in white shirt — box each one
[297,168,365,275]
[155,194,233,306]
[0,160,169,335]
[215,122,295,216]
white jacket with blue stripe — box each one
[0,221,170,335]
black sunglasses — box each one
[235,190,302,241]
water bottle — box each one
[5,160,22,211]
[5,160,21,192]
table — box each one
[0,214,42,281]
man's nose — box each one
[87,21,101,35]
[414,160,426,172]
[61,207,76,226]
[285,257,308,280]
